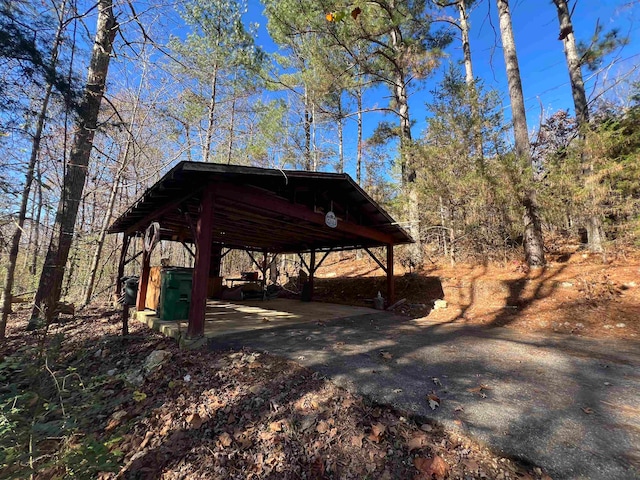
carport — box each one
[108,161,413,338]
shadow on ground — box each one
[207,310,640,480]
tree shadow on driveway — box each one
[208,311,640,480]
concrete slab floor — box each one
[134,298,383,340]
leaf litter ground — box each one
[0,307,551,479]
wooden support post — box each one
[261,249,268,292]
[121,303,129,336]
[115,234,130,298]
[136,250,150,311]
[386,244,395,306]
[210,244,222,277]
[309,249,316,301]
[187,189,215,338]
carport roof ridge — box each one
[108,161,413,253]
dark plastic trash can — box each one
[123,276,139,305]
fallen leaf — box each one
[219,432,233,447]
[186,413,203,429]
[414,455,448,479]
[268,421,282,432]
[463,459,479,472]
[249,385,261,394]
[368,422,386,442]
[407,433,426,451]
[139,431,153,450]
[427,393,440,410]
[582,407,595,414]
[380,350,393,360]
[132,391,147,402]
[467,384,491,394]
[316,420,329,434]
[351,434,364,447]
[351,6,362,20]
[159,423,171,436]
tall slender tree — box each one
[496,0,545,267]
[30,0,117,325]
[552,0,604,252]
[169,0,263,163]
[0,0,69,339]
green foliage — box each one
[577,23,629,72]
[0,1,80,123]
[167,0,265,163]
[413,67,521,260]
[535,88,640,245]
[0,331,125,478]
[62,436,122,476]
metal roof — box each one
[108,161,413,252]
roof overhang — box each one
[108,161,413,253]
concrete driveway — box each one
[207,309,640,480]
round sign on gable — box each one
[325,211,337,228]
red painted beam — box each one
[136,251,150,311]
[214,183,396,245]
[187,189,215,338]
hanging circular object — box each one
[144,222,160,253]
[325,211,337,228]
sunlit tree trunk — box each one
[30,0,117,324]
[390,24,422,267]
[203,61,219,162]
[496,0,545,267]
[458,0,484,162]
[553,0,603,253]
[30,163,43,275]
[356,85,363,184]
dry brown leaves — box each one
[2,306,554,480]
[414,455,448,479]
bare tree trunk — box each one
[390,25,422,267]
[553,0,604,253]
[227,72,238,165]
[336,95,344,173]
[30,0,117,325]
[30,163,43,275]
[0,0,68,338]
[458,0,474,86]
[304,85,312,170]
[311,102,318,171]
[337,116,344,173]
[203,61,219,162]
[496,0,545,267]
[458,0,484,162]
[356,85,363,184]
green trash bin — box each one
[158,268,193,321]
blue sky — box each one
[244,0,639,150]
